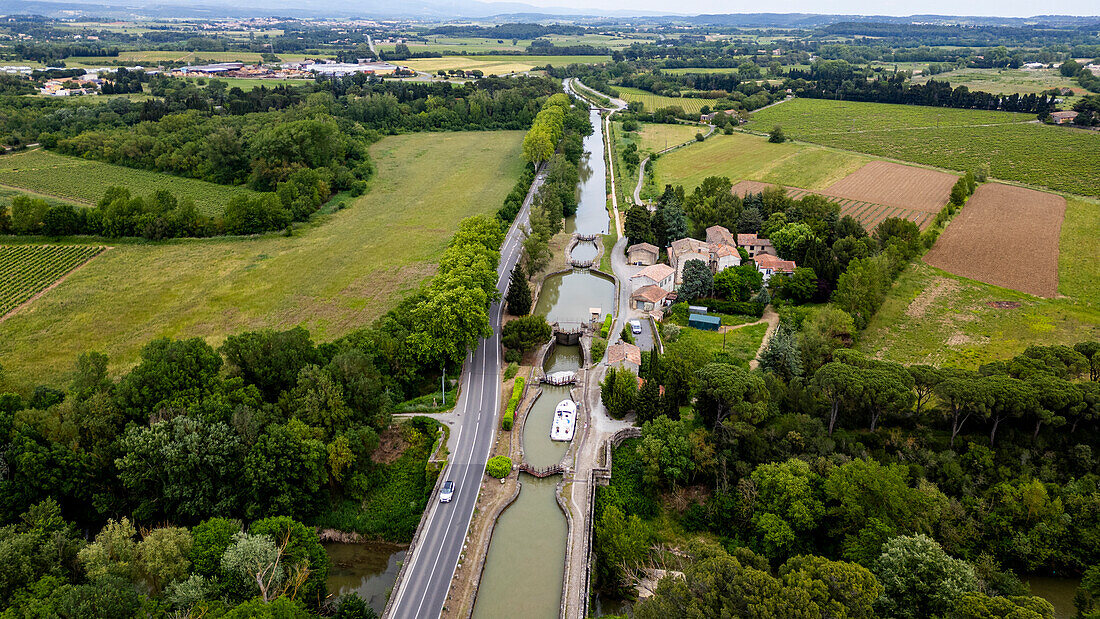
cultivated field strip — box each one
[0,245,106,318]
[731,180,935,231]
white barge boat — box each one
[550,399,577,442]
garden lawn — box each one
[858,197,1100,367]
[654,132,869,193]
[0,149,258,216]
[666,321,769,368]
[0,131,525,391]
[746,98,1100,196]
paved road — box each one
[385,167,544,619]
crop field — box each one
[0,149,257,216]
[401,55,608,75]
[818,161,956,212]
[0,187,81,211]
[731,180,938,231]
[664,67,743,75]
[615,86,712,115]
[746,98,1100,196]
[64,51,316,67]
[654,131,869,193]
[924,183,1065,297]
[388,34,646,54]
[617,121,703,156]
[0,245,106,319]
[858,196,1099,367]
[0,131,525,390]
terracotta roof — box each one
[632,263,675,283]
[607,342,642,367]
[755,253,796,272]
[737,233,773,247]
[1051,111,1078,120]
[705,225,737,247]
[713,244,740,258]
[628,242,659,255]
[669,237,708,255]
[631,284,669,304]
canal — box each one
[472,98,612,618]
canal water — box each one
[473,101,610,618]
[571,240,599,262]
[533,270,615,325]
[323,542,406,614]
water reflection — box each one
[1029,576,1081,619]
[523,385,574,469]
[570,240,599,262]
[533,271,615,325]
[323,542,406,614]
[565,109,610,237]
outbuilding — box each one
[688,314,722,331]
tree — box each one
[936,375,991,448]
[679,259,713,300]
[78,518,138,582]
[0,499,84,608]
[874,535,979,619]
[737,206,763,234]
[909,365,944,420]
[594,505,649,594]
[693,363,770,429]
[798,307,855,373]
[116,337,224,418]
[624,204,653,245]
[749,459,825,560]
[833,255,891,330]
[653,199,688,249]
[250,516,329,603]
[245,420,328,520]
[814,362,862,435]
[637,415,694,487]
[116,416,245,523]
[190,517,241,577]
[758,322,803,381]
[713,264,763,302]
[949,592,1054,618]
[220,532,288,603]
[771,266,818,304]
[635,376,662,424]
[70,352,111,401]
[769,126,786,143]
[600,367,638,419]
[522,127,554,167]
[770,223,817,260]
[136,527,192,595]
[505,266,532,315]
[220,328,320,402]
[985,375,1037,446]
[501,314,551,353]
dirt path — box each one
[747,304,780,371]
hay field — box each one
[0,131,525,390]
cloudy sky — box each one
[516,0,1098,17]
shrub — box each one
[621,325,635,344]
[503,315,551,353]
[591,338,607,362]
[486,456,512,478]
[769,125,786,143]
[503,362,518,380]
[502,377,525,430]
[691,298,766,318]
[695,132,705,142]
[600,313,613,338]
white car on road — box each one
[440,480,454,503]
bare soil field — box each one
[924,183,1065,297]
[819,160,957,213]
[729,179,935,231]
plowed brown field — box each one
[923,183,1065,297]
[820,160,957,213]
[730,179,936,231]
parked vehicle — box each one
[630,319,643,334]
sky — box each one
[514,0,1099,18]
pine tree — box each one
[758,323,803,381]
[505,265,532,316]
[635,377,662,425]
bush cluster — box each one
[502,377,525,430]
[485,456,513,479]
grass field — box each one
[627,122,704,155]
[746,98,1100,196]
[653,131,869,193]
[64,51,317,67]
[0,245,106,318]
[858,196,1100,367]
[401,55,608,75]
[184,77,314,90]
[665,320,769,368]
[912,67,1081,96]
[664,67,742,75]
[384,34,646,54]
[0,131,525,391]
[0,149,258,216]
[615,86,712,115]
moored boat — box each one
[550,399,577,441]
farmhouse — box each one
[627,242,659,265]
[700,109,738,123]
[631,284,669,311]
[668,225,742,286]
[631,263,676,292]
[755,253,797,282]
[1050,111,1079,124]
[737,233,775,258]
[607,341,642,372]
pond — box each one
[1029,576,1081,619]
[323,541,406,614]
